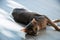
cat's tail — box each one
[53,19,60,23]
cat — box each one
[12,8,60,35]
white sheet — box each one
[0,0,60,40]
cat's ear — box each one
[32,18,36,22]
[21,28,27,32]
[32,18,37,25]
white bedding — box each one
[0,0,60,40]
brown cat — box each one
[12,8,60,35]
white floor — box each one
[0,0,60,40]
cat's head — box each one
[21,18,39,36]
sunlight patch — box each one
[7,0,31,11]
[1,30,15,37]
